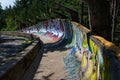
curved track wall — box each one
[24,19,120,80]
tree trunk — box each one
[111,0,116,42]
[88,5,92,30]
[84,0,112,41]
[111,0,120,41]
[80,1,84,24]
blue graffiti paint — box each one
[70,47,76,55]
[23,19,118,80]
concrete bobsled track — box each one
[0,32,43,80]
[24,19,120,80]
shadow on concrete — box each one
[41,72,55,80]
[22,40,70,80]
[0,36,25,43]
[44,43,72,53]
[22,42,44,80]
[0,43,29,58]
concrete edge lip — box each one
[0,32,43,80]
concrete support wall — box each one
[0,32,43,80]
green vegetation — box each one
[0,0,120,46]
[0,0,82,31]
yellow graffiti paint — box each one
[82,34,88,49]
[81,53,87,68]
[84,60,94,80]
[90,39,98,54]
[91,72,97,80]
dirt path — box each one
[32,35,71,80]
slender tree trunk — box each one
[115,0,120,17]
[111,0,116,41]
[80,1,84,24]
[111,0,119,41]
[84,0,112,41]
[88,5,92,30]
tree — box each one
[0,3,5,30]
[111,0,120,41]
[84,0,112,41]
[0,3,3,13]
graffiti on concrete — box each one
[24,19,119,80]
[24,19,65,41]
[44,19,64,40]
[63,23,111,80]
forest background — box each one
[0,0,119,46]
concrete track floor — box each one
[34,35,70,80]
[23,35,71,80]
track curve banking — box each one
[24,19,120,80]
